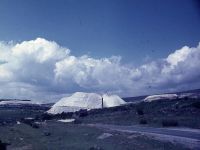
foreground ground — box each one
[88,123,200,149]
[0,121,189,150]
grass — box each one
[0,121,187,150]
[79,98,200,128]
[139,119,147,124]
[162,119,179,127]
[0,98,198,149]
[192,101,200,109]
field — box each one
[79,98,200,128]
[0,121,187,150]
[0,97,200,150]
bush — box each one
[89,146,103,150]
[0,140,10,150]
[41,113,53,120]
[77,109,88,117]
[136,108,144,115]
[139,119,147,124]
[31,123,39,129]
[44,131,51,136]
[73,119,82,124]
[21,118,34,125]
[21,118,39,129]
[162,119,178,127]
[56,112,73,119]
[192,102,200,109]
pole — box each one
[101,97,103,108]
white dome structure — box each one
[102,94,126,107]
[47,92,126,114]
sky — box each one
[0,0,200,102]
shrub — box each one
[73,119,82,124]
[44,131,51,136]
[21,118,34,125]
[41,113,53,120]
[31,123,39,129]
[162,119,178,127]
[57,112,73,119]
[136,108,144,115]
[192,102,200,109]
[0,140,10,150]
[21,118,39,129]
[77,109,88,117]
[139,119,147,124]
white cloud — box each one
[166,46,190,66]
[12,38,69,63]
[0,38,200,102]
[54,55,134,91]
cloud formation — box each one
[0,38,200,102]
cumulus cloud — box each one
[0,38,200,102]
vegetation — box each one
[136,108,144,115]
[0,97,199,149]
[79,98,200,128]
[0,122,187,150]
[139,119,147,124]
[192,101,200,109]
[162,119,178,127]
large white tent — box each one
[47,92,126,114]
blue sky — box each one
[0,0,200,101]
[0,0,200,65]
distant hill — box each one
[173,89,200,94]
[0,99,31,102]
[122,88,200,102]
[122,95,148,102]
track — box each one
[87,124,200,149]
